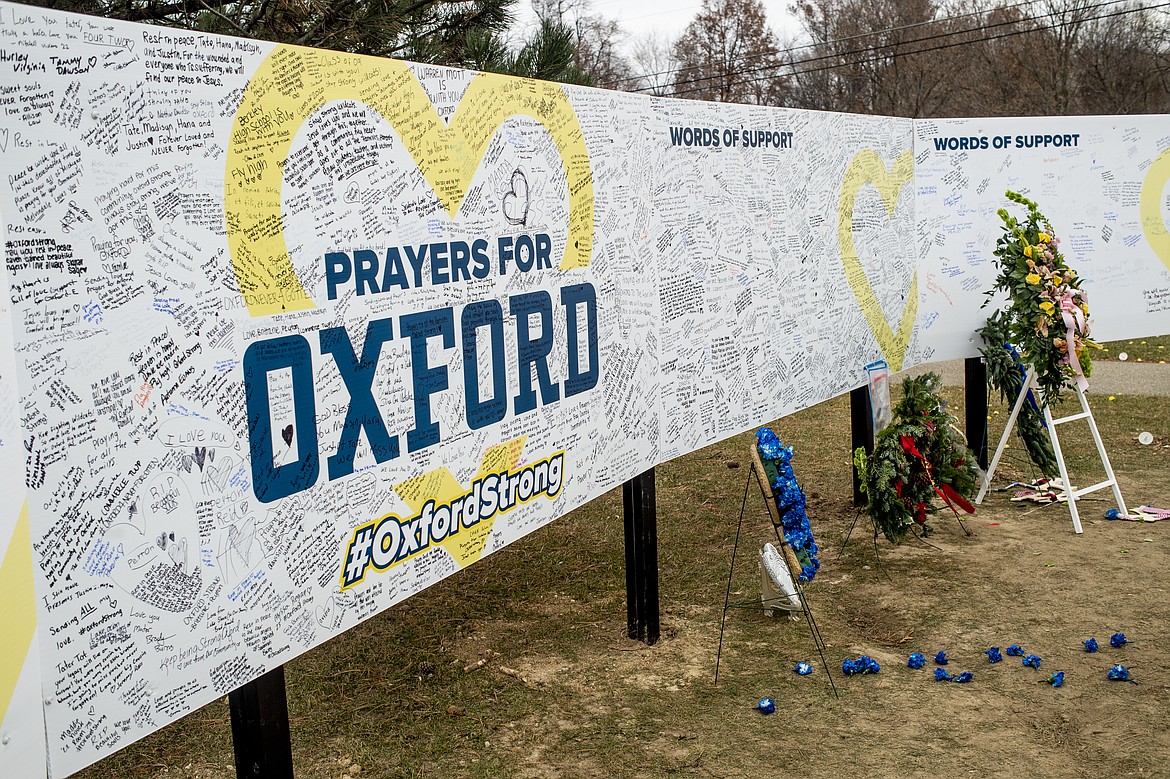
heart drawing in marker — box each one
[1141,146,1170,273]
[837,149,917,371]
[502,168,530,225]
[281,424,294,447]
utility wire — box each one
[651,0,1138,94]
[666,0,1168,98]
[600,0,1052,87]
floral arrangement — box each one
[859,373,980,543]
[756,429,820,582]
[982,190,1096,406]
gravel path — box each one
[902,359,1170,396]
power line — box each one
[605,0,1150,94]
[599,0,1052,87]
[640,0,1137,94]
[667,0,1169,99]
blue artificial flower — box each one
[934,668,953,682]
[842,656,881,676]
[1022,654,1043,670]
[1105,508,1120,521]
[1006,644,1025,657]
[755,429,784,460]
[1084,638,1098,653]
[985,647,1003,664]
[908,652,926,669]
[1107,665,1135,683]
[794,661,813,676]
[757,697,776,714]
[1110,633,1129,648]
[1044,672,1065,688]
[953,671,974,683]
[934,650,949,665]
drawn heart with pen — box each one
[502,168,530,225]
[281,425,294,448]
[225,48,595,317]
[1141,146,1170,272]
[202,457,236,493]
[0,129,8,153]
[837,150,917,371]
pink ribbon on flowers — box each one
[1059,292,1088,391]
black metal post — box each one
[964,356,989,469]
[229,666,295,779]
[850,386,875,506]
[623,468,660,645]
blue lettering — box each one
[325,252,351,300]
[319,318,399,480]
[401,308,455,452]
[244,335,319,503]
[462,300,507,430]
[511,291,559,414]
[561,283,599,397]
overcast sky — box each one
[509,0,809,56]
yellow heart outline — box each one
[837,150,917,371]
[1140,146,1170,272]
[225,46,594,318]
[0,503,36,724]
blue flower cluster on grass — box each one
[794,661,813,676]
[985,647,1003,663]
[1084,638,1098,653]
[934,651,949,665]
[842,656,881,676]
[1044,672,1065,688]
[1022,654,1043,670]
[1110,633,1129,648]
[907,652,926,669]
[1006,644,1025,657]
[756,429,820,583]
[756,697,776,714]
[1107,665,1135,683]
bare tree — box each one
[790,0,970,116]
[628,31,679,95]
[531,0,634,86]
[672,0,787,104]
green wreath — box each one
[861,373,979,544]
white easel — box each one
[975,366,1127,534]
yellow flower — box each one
[1038,232,1051,243]
[1026,272,1041,285]
[1023,245,1033,258]
[1080,302,1089,316]
[1052,274,1063,285]
[1039,301,1055,314]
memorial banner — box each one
[910,115,1170,364]
[0,4,1168,777]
